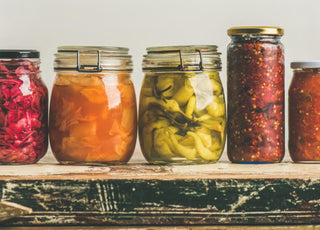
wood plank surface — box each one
[1,151,320,226]
[0,161,318,180]
[2,226,320,230]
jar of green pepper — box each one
[139,45,226,164]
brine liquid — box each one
[49,73,137,163]
[139,71,226,164]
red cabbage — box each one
[0,59,48,164]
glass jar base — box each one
[292,160,320,164]
[0,162,38,165]
[230,161,281,164]
[58,161,128,166]
[147,158,218,165]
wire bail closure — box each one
[77,50,102,72]
[55,49,103,72]
[55,46,133,72]
[145,49,204,71]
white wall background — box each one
[1,0,319,162]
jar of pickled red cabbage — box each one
[227,26,285,163]
[0,50,48,164]
[140,45,226,164]
[50,46,137,164]
[289,61,320,162]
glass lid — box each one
[143,45,221,71]
[54,46,133,72]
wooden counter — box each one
[1,152,320,226]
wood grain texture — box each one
[2,226,320,230]
[0,161,319,180]
[1,162,320,226]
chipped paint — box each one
[1,164,320,226]
[0,178,320,226]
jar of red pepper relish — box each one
[289,61,320,162]
[227,26,285,163]
[0,50,48,164]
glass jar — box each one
[289,61,320,162]
[0,50,48,164]
[50,46,137,164]
[140,45,226,164]
[227,26,285,163]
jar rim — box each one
[143,45,221,71]
[227,26,284,36]
[57,46,129,54]
[54,46,133,72]
[291,61,320,69]
[146,45,218,53]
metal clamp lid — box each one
[0,50,39,59]
[291,61,320,69]
[144,49,204,71]
[143,45,221,72]
[56,49,103,72]
[54,46,133,72]
[77,50,102,72]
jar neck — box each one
[0,58,40,73]
[54,69,132,74]
[294,68,320,74]
[230,35,282,43]
[143,69,220,74]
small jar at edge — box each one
[289,61,320,162]
[227,26,285,163]
[140,45,226,164]
[0,50,48,164]
[50,46,137,164]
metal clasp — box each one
[77,50,102,72]
[147,49,204,71]
[194,49,203,71]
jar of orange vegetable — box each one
[50,46,137,164]
[289,61,320,162]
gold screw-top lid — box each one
[227,26,284,36]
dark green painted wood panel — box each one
[1,178,320,226]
